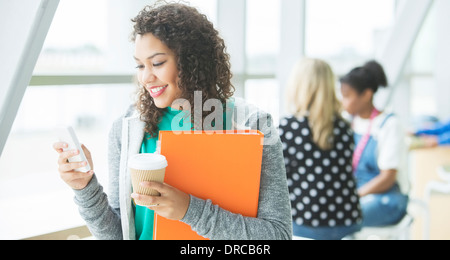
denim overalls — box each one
[354,114,409,227]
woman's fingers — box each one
[53,142,94,190]
[53,142,68,153]
[57,149,80,165]
[140,181,167,194]
[132,182,190,220]
[59,160,89,173]
[131,182,167,206]
[131,193,161,207]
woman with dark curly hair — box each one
[53,2,292,240]
[340,60,408,228]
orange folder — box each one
[154,130,264,240]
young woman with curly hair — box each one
[53,2,292,240]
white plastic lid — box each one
[129,153,168,170]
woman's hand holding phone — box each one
[53,142,94,190]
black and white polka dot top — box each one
[279,115,362,227]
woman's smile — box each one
[147,84,169,98]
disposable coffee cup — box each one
[129,153,168,207]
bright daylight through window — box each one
[0,0,443,240]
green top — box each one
[134,107,190,240]
[134,101,233,240]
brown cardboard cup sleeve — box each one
[129,154,168,207]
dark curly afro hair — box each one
[131,1,235,137]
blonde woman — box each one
[279,58,362,240]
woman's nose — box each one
[141,68,157,84]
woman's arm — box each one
[73,175,123,240]
[366,115,404,196]
[358,169,397,197]
[72,119,125,240]
[438,132,450,145]
[415,120,450,136]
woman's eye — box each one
[153,61,166,67]
[135,64,144,70]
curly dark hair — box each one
[131,1,235,137]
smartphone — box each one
[56,126,91,172]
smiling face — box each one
[134,33,182,109]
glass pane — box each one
[34,0,218,75]
[410,4,437,74]
[4,0,219,239]
[246,0,281,75]
[34,0,110,74]
[0,84,135,239]
[305,0,395,76]
[408,4,437,126]
[410,76,437,118]
[245,79,280,125]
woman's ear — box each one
[361,88,374,103]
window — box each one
[34,0,109,74]
[305,0,395,76]
[245,0,281,123]
[246,0,280,75]
[409,4,437,118]
[0,0,218,239]
[245,79,280,123]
